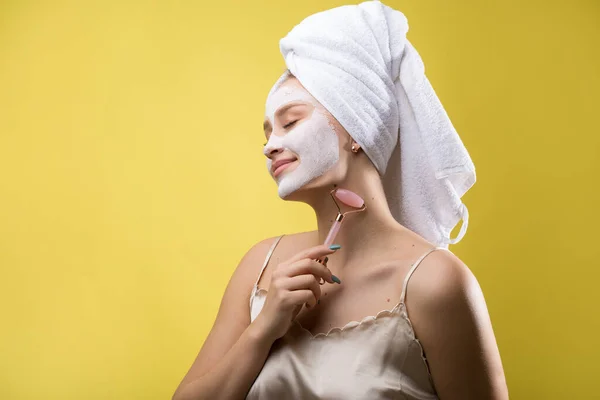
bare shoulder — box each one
[405,248,509,399]
[171,231,313,395]
[237,235,284,283]
[408,248,479,306]
[171,233,293,396]
[251,230,317,290]
[405,248,487,329]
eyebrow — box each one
[263,102,306,132]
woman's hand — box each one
[252,244,339,342]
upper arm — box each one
[173,236,277,394]
[406,251,509,400]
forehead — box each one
[264,80,318,123]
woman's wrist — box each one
[247,316,276,348]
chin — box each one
[277,174,339,202]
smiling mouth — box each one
[273,160,297,177]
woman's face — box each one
[263,78,341,198]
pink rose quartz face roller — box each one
[315,187,367,283]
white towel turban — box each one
[267,0,476,248]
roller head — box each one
[334,188,364,208]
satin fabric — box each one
[245,236,441,400]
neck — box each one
[307,170,409,268]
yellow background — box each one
[1,1,598,399]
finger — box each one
[284,274,322,300]
[286,259,334,284]
[285,244,339,265]
[288,290,316,309]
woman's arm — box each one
[172,238,278,400]
[406,250,509,400]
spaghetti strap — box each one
[254,234,285,288]
[399,246,447,304]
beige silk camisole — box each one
[246,234,444,400]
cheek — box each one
[279,125,315,153]
[298,121,331,145]
[277,113,339,158]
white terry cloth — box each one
[268,0,476,248]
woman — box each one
[173,2,508,399]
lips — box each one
[271,157,297,176]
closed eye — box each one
[263,121,299,146]
[284,120,298,129]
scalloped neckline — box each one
[251,285,435,381]
[252,285,407,339]
[294,301,405,339]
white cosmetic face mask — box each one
[264,85,340,198]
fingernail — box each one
[329,244,341,250]
[331,274,342,284]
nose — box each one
[263,140,283,157]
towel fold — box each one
[270,0,476,248]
